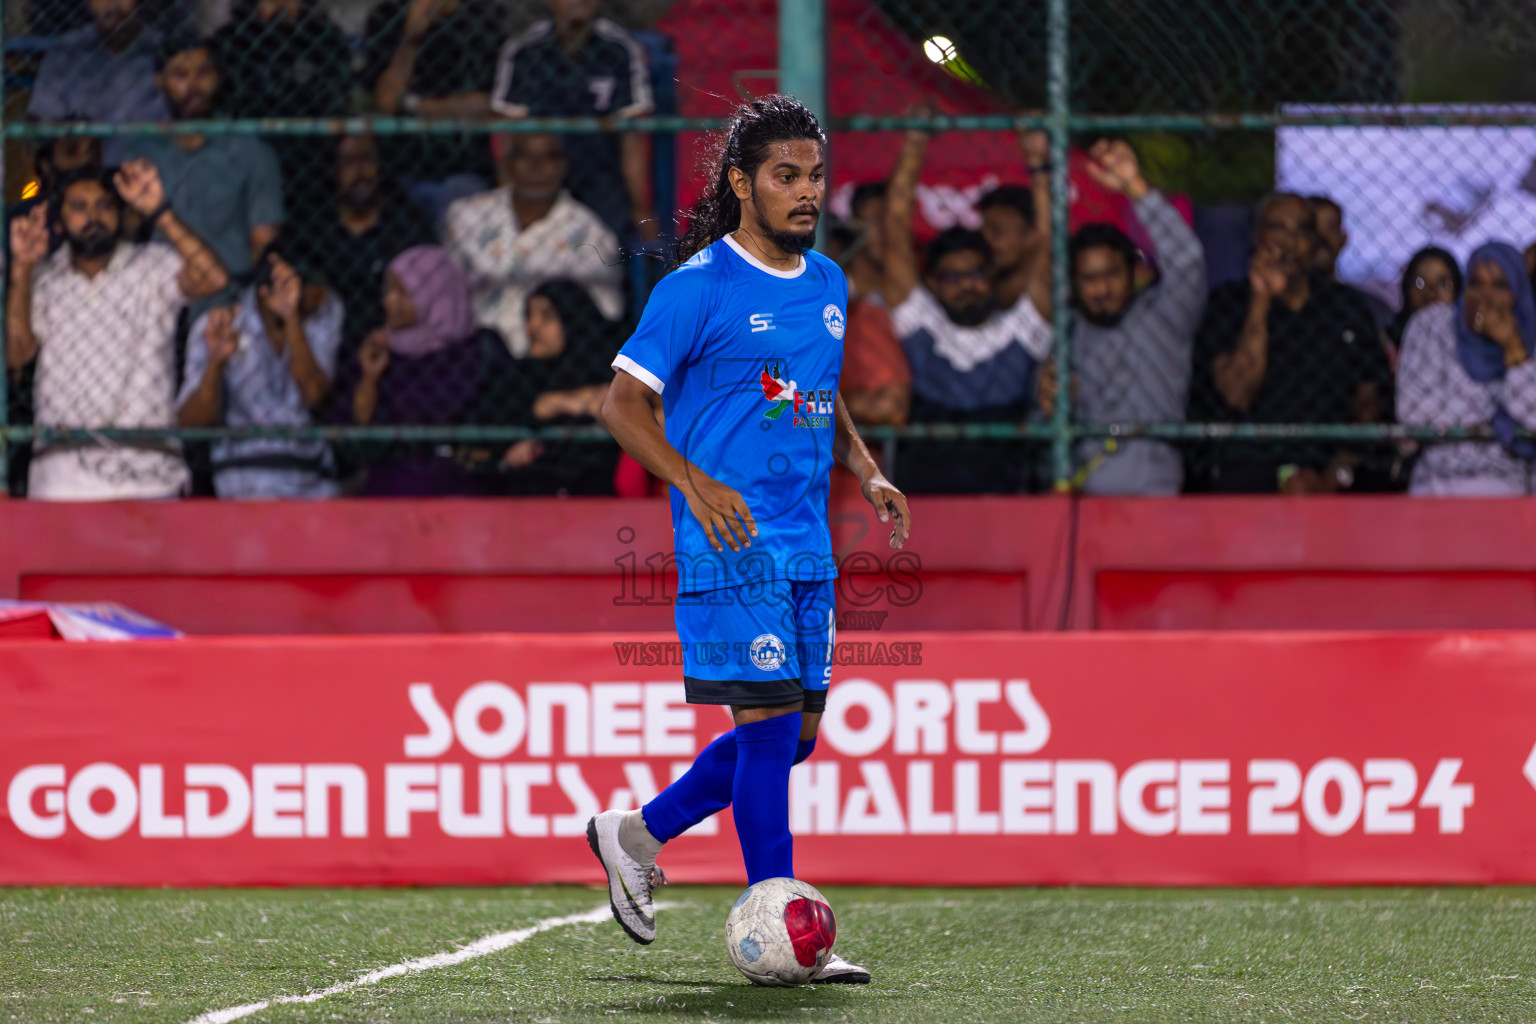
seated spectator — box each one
[289,133,433,352]
[364,0,504,228]
[492,0,655,239]
[28,0,169,159]
[827,220,909,427]
[1389,246,1462,352]
[1189,192,1389,494]
[177,248,343,498]
[1397,242,1536,496]
[1068,139,1205,496]
[213,0,349,118]
[341,246,514,496]
[1310,195,1393,330]
[881,125,1053,494]
[445,133,622,357]
[212,0,351,219]
[6,161,228,500]
[492,280,622,495]
[123,34,284,292]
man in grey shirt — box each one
[28,0,169,128]
[1067,140,1205,495]
[122,34,284,294]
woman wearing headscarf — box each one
[1388,247,1463,352]
[491,280,623,495]
[342,245,515,496]
[1397,241,1536,495]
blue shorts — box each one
[676,577,836,708]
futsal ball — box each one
[725,877,837,986]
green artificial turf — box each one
[4,886,1536,1023]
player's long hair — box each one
[677,94,827,262]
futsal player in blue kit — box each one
[587,94,911,984]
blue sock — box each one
[641,732,817,843]
[730,712,800,884]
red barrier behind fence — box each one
[4,632,1534,887]
[9,496,1536,634]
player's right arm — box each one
[601,372,758,553]
[599,265,758,554]
[880,122,929,310]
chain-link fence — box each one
[4,0,1536,498]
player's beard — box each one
[750,191,818,255]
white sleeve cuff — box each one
[612,353,665,394]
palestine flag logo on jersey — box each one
[760,360,798,420]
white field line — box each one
[184,904,615,1024]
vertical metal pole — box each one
[779,0,828,249]
[1046,0,1072,490]
[0,10,10,486]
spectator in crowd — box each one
[491,0,656,239]
[289,133,433,351]
[847,181,888,292]
[364,0,504,227]
[1065,140,1205,496]
[881,125,1054,493]
[212,0,352,219]
[1189,192,1389,494]
[342,245,515,496]
[27,0,169,152]
[1389,246,1462,352]
[978,181,1049,313]
[6,161,228,500]
[444,132,622,357]
[493,280,622,495]
[1397,242,1536,496]
[9,135,104,265]
[827,220,909,427]
[1309,195,1393,330]
[123,34,284,292]
[176,247,343,498]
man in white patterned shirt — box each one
[444,132,623,357]
[6,161,228,500]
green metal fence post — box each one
[1,8,9,484]
[779,0,828,248]
[1046,0,1072,490]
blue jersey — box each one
[613,234,848,593]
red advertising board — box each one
[4,632,1534,887]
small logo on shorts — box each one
[749,633,787,671]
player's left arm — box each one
[833,392,911,549]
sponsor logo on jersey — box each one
[749,313,776,333]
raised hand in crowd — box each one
[10,204,49,271]
[1083,139,1150,201]
[360,330,392,381]
[114,158,166,218]
[259,256,304,325]
[5,205,50,370]
[204,305,241,368]
[1248,244,1288,301]
[352,329,392,425]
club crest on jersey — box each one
[759,360,834,428]
[823,304,846,340]
[749,633,787,671]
